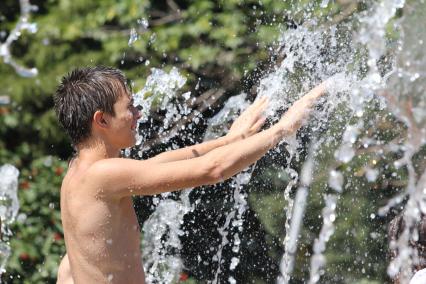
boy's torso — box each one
[61,161,145,283]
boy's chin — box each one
[129,138,138,148]
[124,141,136,149]
[117,139,137,150]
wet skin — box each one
[56,82,327,283]
[58,92,145,284]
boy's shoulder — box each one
[79,158,141,195]
[88,157,131,177]
[64,158,123,194]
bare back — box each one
[60,160,145,284]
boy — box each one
[54,66,327,283]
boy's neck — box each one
[75,138,121,163]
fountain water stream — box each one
[132,0,426,282]
[0,0,38,77]
[2,0,425,282]
[0,164,20,279]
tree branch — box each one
[166,0,180,13]
[150,13,182,26]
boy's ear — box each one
[93,110,108,129]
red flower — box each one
[19,253,30,261]
[20,180,30,190]
[55,167,64,176]
[0,107,10,115]
[179,272,189,282]
[53,232,63,241]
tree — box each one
[1,0,413,283]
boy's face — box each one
[106,89,141,149]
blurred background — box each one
[0,0,419,283]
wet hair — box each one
[54,66,129,146]
[388,212,426,282]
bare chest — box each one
[61,192,144,282]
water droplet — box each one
[107,274,113,282]
[365,168,378,182]
[128,28,139,46]
[329,170,343,192]
[149,33,156,45]
[137,18,149,29]
[335,144,355,163]
[229,257,240,270]
[320,0,329,8]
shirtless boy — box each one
[54,66,327,283]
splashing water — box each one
[257,22,355,281]
[142,190,193,283]
[308,194,338,284]
[278,144,316,284]
[132,67,189,150]
[138,84,255,283]
[272,0,426,282]
[132,0,426,283]
[135,67,194,283]
[0,0,38,77]
[128,18,149,46]
[0,165,20,277]
[203,93,253,283]
[203,93,250,141]
[128,28,139,46]
[1,0,424,282]
[212,169,252,284]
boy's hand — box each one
[228,96,268,139]
[277,82,327,134]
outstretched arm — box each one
[94,82,327,197]
[203,81,328,181]
[149,96,268,163]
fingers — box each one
[231,96,268,137]
[292,83,325,111]
[250,116,267,133]
[248,96,268,111]
[258,96,269,107]
[249,98,268,125]
[276,82,327,134]
[259,96,269,109]
[253,96,269,115]
[241,96,268,121]
[305,81,327,100]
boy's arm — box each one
[57,254,74,284]
[149,97,268,163]
[94,82,326,197]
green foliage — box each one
[0,0,408,283]
[0,0,296,281]
[3,156,67,283]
